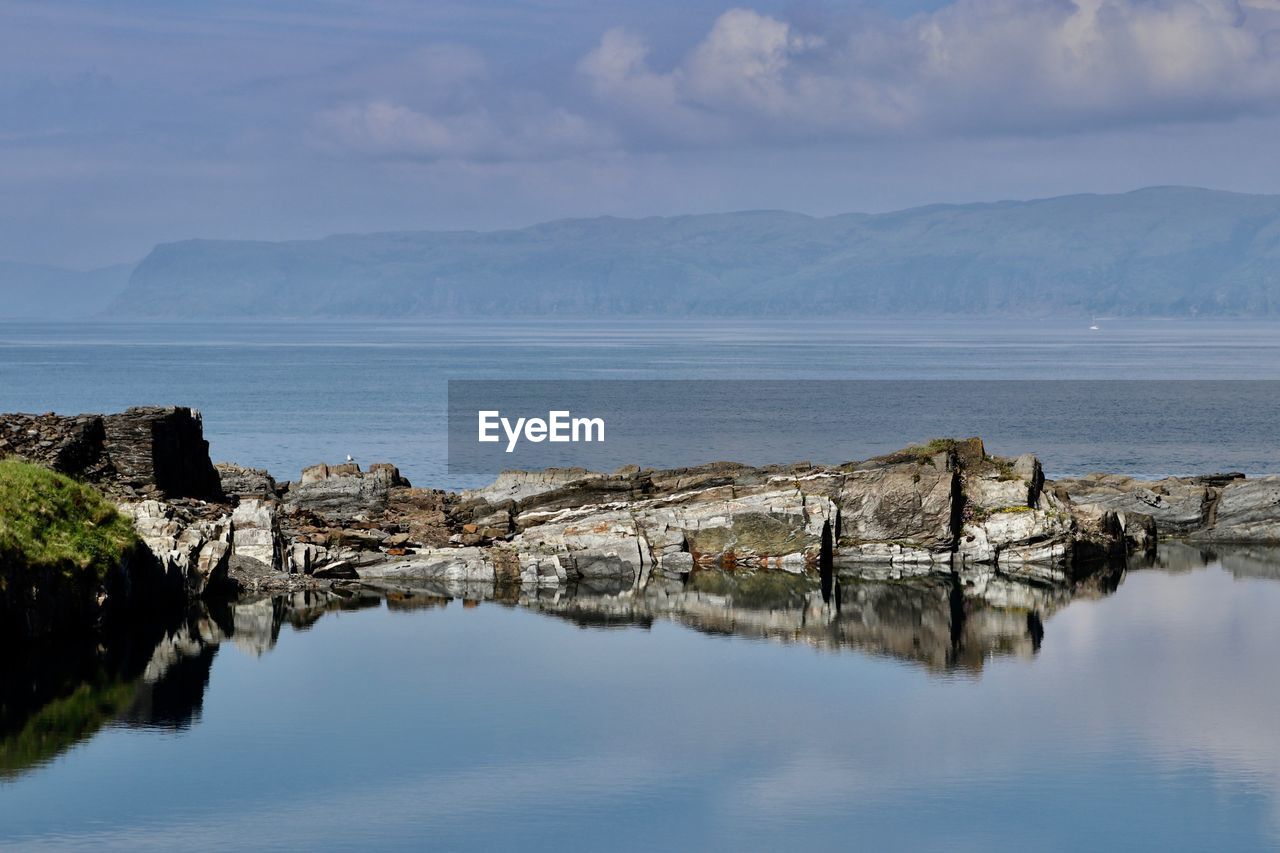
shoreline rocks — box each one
[9,405,1280,628]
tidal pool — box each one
[2,544,1279,851]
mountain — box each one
[111,187,1280,318]
[1,261,134,319]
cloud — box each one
[578,0,1280,143]
[313,100,617,162]
[314,1,1280,162]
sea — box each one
[2,318,1280,851]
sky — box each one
[4,0,1280,268]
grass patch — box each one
[0,460,137,582]
[884,438,959,465]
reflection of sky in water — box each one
[2,557,1278,851]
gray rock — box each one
[833,459,958,561]
[1055,473,1214,535]
[231,498,282,570]
[215,462,277,499]
[284,462,396,520]
[118,499,232,595]
[356,547,497,582]
[1189,476,1280,542]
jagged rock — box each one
[215,462,277,499]
[118,499,232,596]
[0,406,221,499]
[959,507,1073,576]
[102,407,222,498]
[231,498,282,571]
[1188,476,1280,542]
[285,462,395,520]
[0,413,106,478]
[1054,473,1214,535]
[356,547,497,582]
[463,467,603,504]
[367,463,411,487]
[1113,510,1157,553]
[833,457,958,565]
[287,542,329,575]
[509,480,836,581]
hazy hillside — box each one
[111,187,1280,318]
[1,261,134,319]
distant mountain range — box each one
[7,187,1280,320]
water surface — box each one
[2,547,1278,851]
[2,319,1280,487]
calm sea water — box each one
[2,549,1280,851]
[3,319,1280,850]
[2,319,1280,488]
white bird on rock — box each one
[345,454,354,463]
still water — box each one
[2,319,1280,487]
[3,547,1279,851]
[3,319,1280,850]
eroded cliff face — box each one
[0,407,222,501]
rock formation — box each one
[0,406,222,500]
[1057,472,1280,543]
[10,404,1280,622]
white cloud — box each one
[578,1,1280,143]
[313,99,616,162]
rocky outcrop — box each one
[462,467,603,504]
[230,499,283,571]
[0,413,108,479]
[214,462,276,499]
[283,462,404,520]
[423,439,1125,590]
[831,450,957,566]
[101,407,222,499]
[1187,477,1280,542]
[1058,472,1280,543]
[1055,473,1219,535]
[118,501,232,597]
[20,400,1280,615]
[0,407,222,500]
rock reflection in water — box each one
[8,546,1280,784]
[509,567,1122,674]
[0,590,349,779]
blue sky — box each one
[4,0,1280,267]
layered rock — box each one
[1188,477,1280,542]
[1055,473,1219,535]
[118,500,232,597]
[1058,472,1280,543]
[101,407,222,499]
[214,462,276,499]
[284,462,405,520]
[953,447,1125,584]
[230,498,283,571]
[0,406,222,500]
[422,439,1125,590]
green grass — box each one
[874,438,960,466]
[0,459,137,581]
